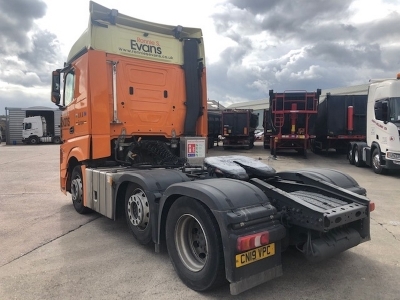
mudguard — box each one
[158,178,286,287]
[275,168,367,195]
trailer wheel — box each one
[125,184,152,245]
[71,165,91,214]
[348,146,355,165]
[354,145,364,167]
[372,148,387,175]
[166,197,226,292]
[29,136,39,145]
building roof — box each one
[5,106,56,111]
[227,98,268,110]
[320,83,370,96]
[207,100,225,110]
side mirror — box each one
[51,70,61,105]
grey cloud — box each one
[0,0,47,52]
[306,42,385,69]
[360,11,400,42]
[0,0,63,88]
[0,89,49,115]
[207,0,400,106]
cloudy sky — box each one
[1,0,400,114]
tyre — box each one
[125,184,152,245]
[372,148,387,174]
[166,197,226,292]
[354,145,364,167]
[29,136,38,144]
[71,165,91,214]
[348,145,355,165]
[53,136,61,144]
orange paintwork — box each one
[60,49,208,192]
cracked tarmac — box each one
[0,143,399,300]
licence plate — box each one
[235,243,275,268]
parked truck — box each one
[347,76,400,174]
[221,109,258,150]
[50,1,374,295]
[267,89,321,158]
[22,115,61,144]
[207,110,222,149]
[311,94,367,154]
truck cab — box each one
[349,75,400,173]
[22,116,46,144]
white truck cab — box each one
[349,74,400,173]
[22,116,61,144]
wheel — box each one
[166,197,226,292]
[125,184,152,245]
[53,136,61,144]
[348,145,355,165]
[353,145,364,167]
[71,165,91,214]
[29,136,38,144]
[372,148,387,174]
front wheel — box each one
[71,165,91,214]
[125,184,152,245]
[29,136,39,144]
[372,148,387,174]
[166,197,226,292]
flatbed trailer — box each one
[267,89,321,158]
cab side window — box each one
[64,72,75,106]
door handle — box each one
[69,127,74,134]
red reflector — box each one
[237,231,270,252]
[369,201,375,212]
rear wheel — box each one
[125,184,152,245]
[348,145,355,165]
[353,145,364,167]
[71,165,91,214]
[372,148,387,174]
[53,136,61,144]
[166,197,226,292]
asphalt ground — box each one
[0,142,399,300]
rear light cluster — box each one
[237,231,270,252]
